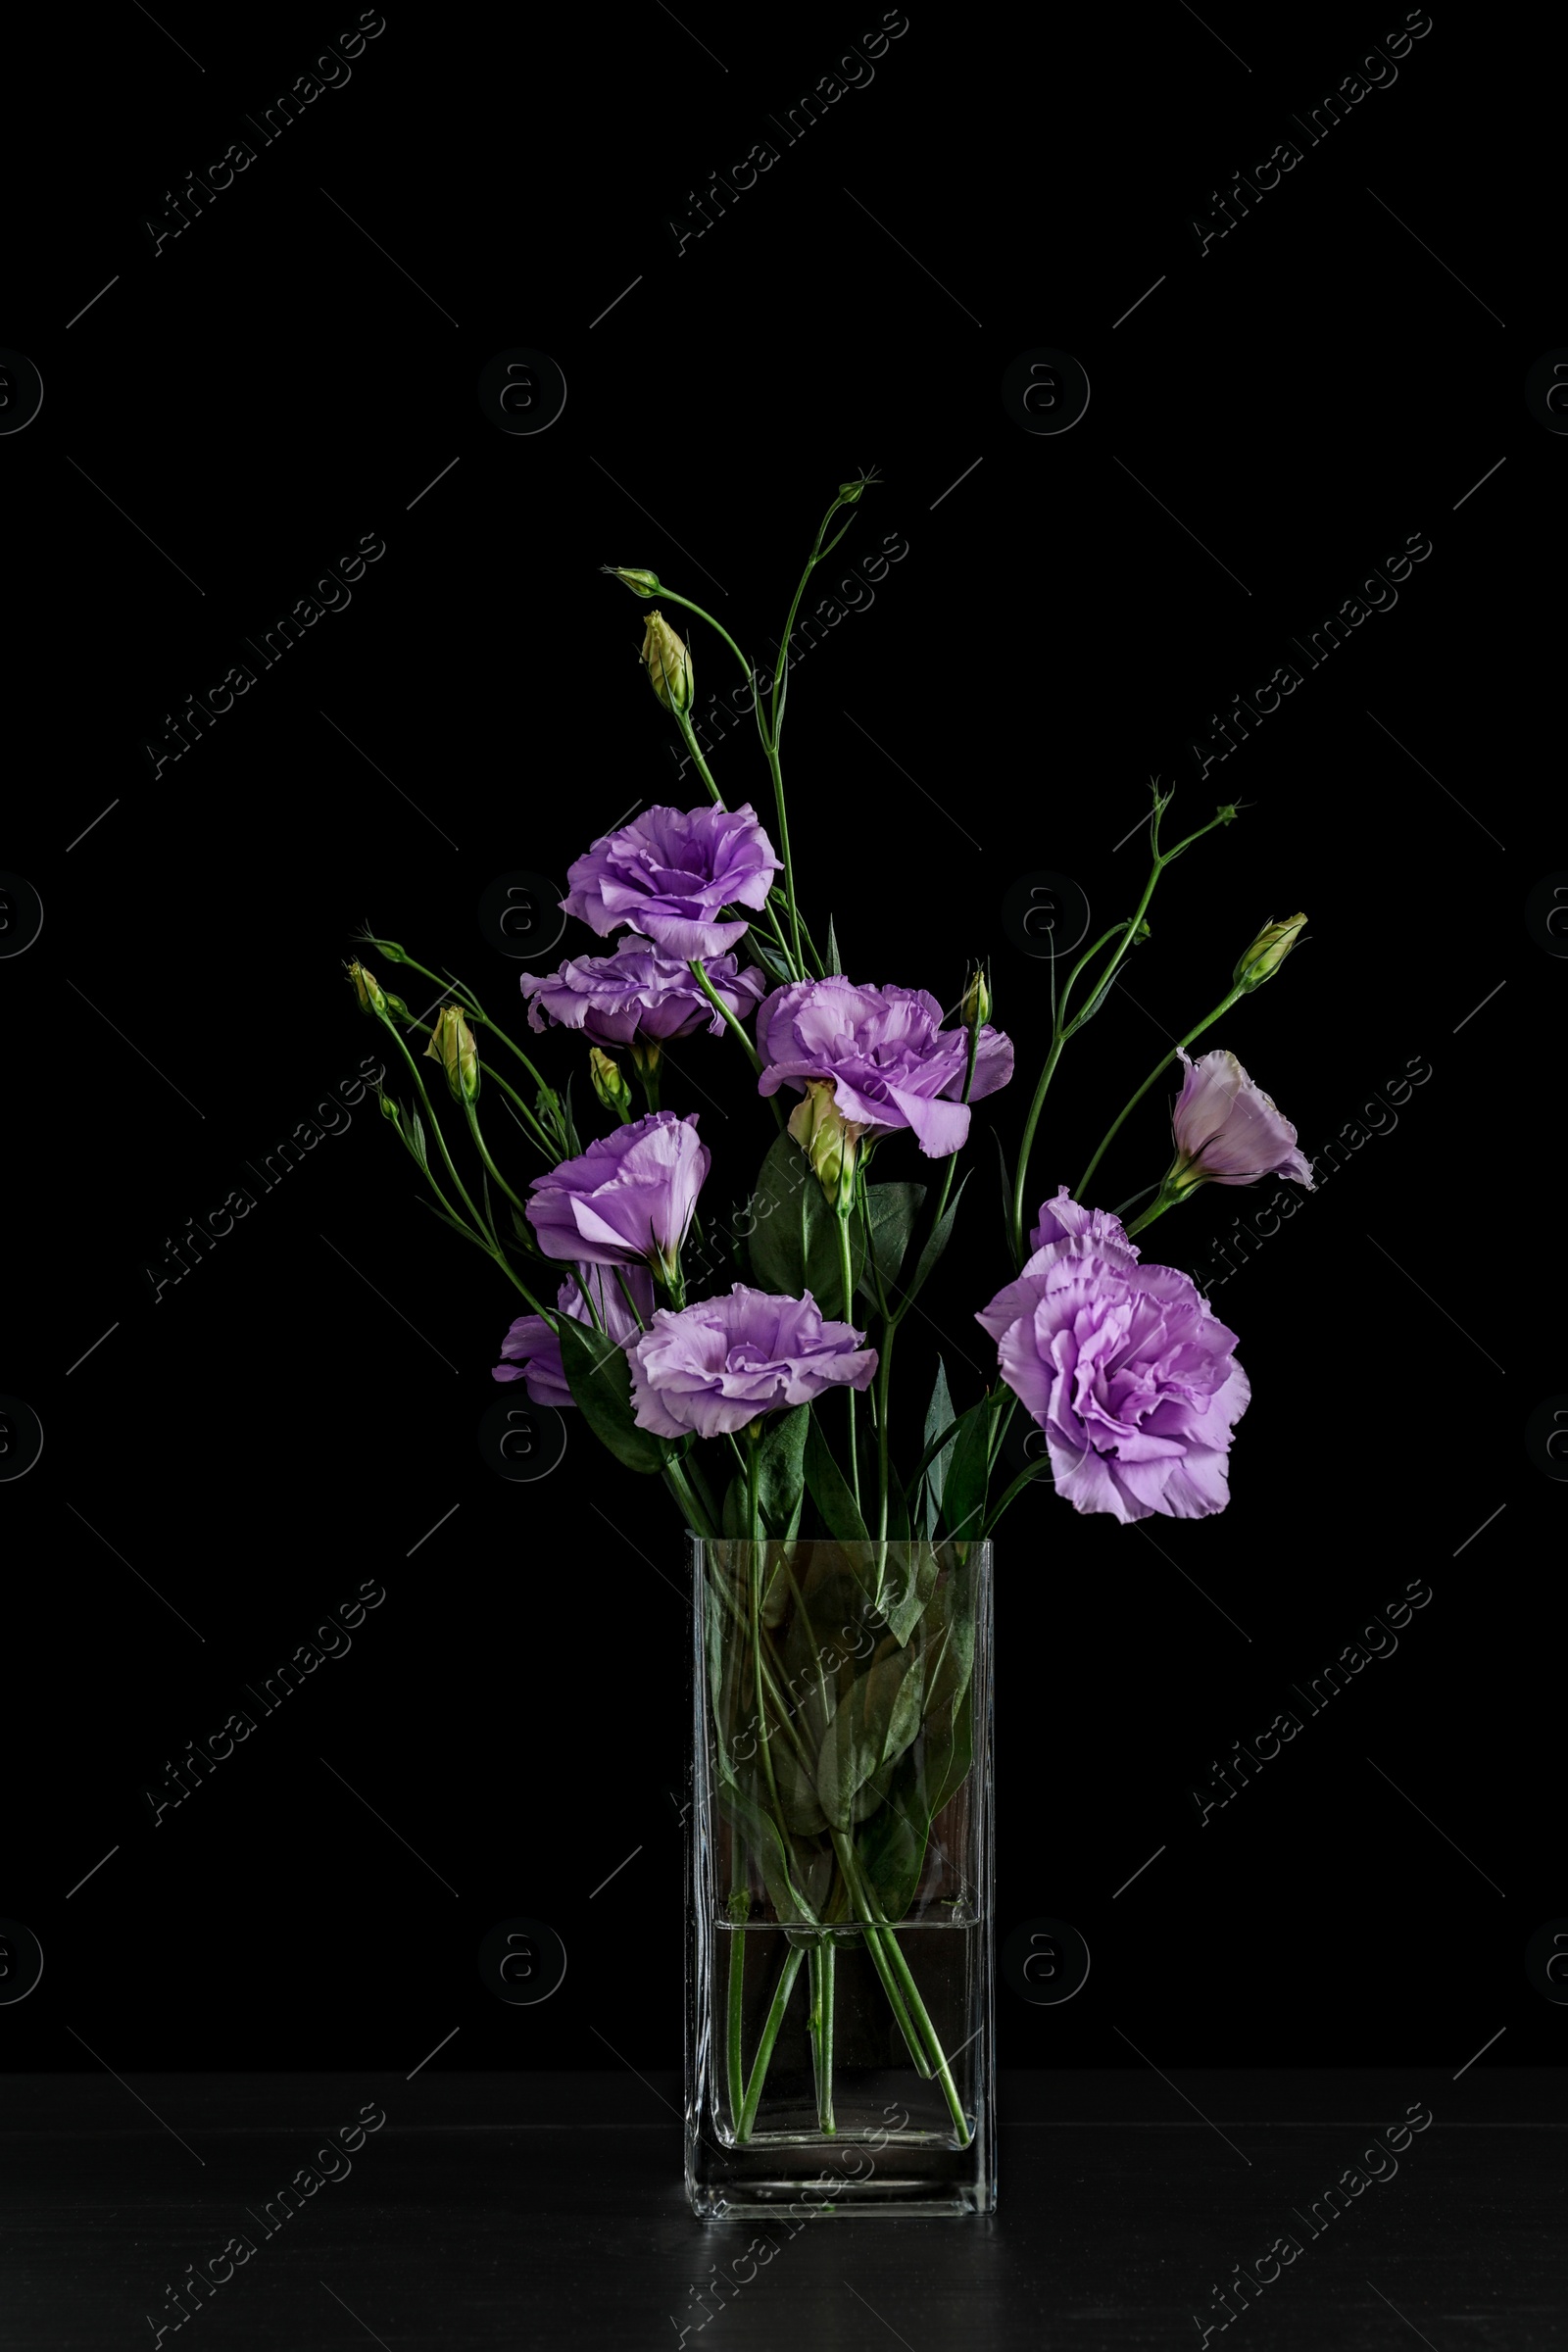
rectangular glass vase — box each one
[685,1536,995,2218]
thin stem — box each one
[836,1208,861,1513]
[808,1940,837,2135]
[466,1006,562,1109]
[874,1320,896,1544]
[688,959,761,1073]
[463,1100,529,1217]
[673,706,726,807]
[762,738,806,978]
[726,1855,747,2136]
[1009,1035,1066,1267]
[1076,983,1245,1201]
[663,1457,715,1539]
[376,1012,549,1312]
[476,1058,555,1155]
[736,1945,806,2140]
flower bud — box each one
[960,963,991,1030]
[1233,912,1306,991]
[787,1079,865,1210]
[347,958,386,1016]
[589,1047,634,1122]
[377,1090,402,1128]
[603,566,662,597]
[640,610,693,713]
[425,1004,480,1102]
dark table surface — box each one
[7,2070,1564,2349]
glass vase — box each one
[685,1535,995,2219]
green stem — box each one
[1125,1184,1185,1239]
[376,1014,548,1311]
[1009,1035,1066,1267]
[476,1058,555,1155]
[663,1456,715,1539]
[380,964,559,1145]
[836,1208,861,1513]
[1076,983,1245,1201]
[736,1945,806,2140]
[688,959,761,1073]
[466,1006,562,1109]
[762,738,806,979]
[673,706,726,808]
[726,1857,747,2136]
[707,1544,946,2113]
[463,1100,529,1217]
[808,1939,837,2135]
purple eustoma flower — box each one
[756,977,1013,1158]
[525,1110,709,1278]
[977,1194,1250,1523]
[520,938,765,1046]
[1168,1049,1315,1193]
[492,1264,654,1408]
[628,1284,878,1441]
[562,803,781,961]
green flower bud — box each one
[377,1090,402,1127]
[347,958,387,1016]
[603,566,662,597]
[589,1047,634,1122]
[425,1004,480,1102]
[960,963,991,1029]
[1234,912,1306,991]
[787,1079,866,1210]
[640,610,693,713]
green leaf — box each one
[480,1168,502,1250]
[721,1473,749,1539]
[922,1685,974,1829]
[746,1132,861,1309]
[921,1360,957,1542]
[756,1403,808,1538]
[857,1183,926,1304]
[773,1741,827,1835]
[824,917,843,976]
[559,1073,582,1158]
[993,1127,1013,1240]
[725,1787,819,1924]
[857,1751,929,1922]
[905,1171,970,1309]
[410,1108,428,1170]
[556,1315,664,1474]
[881,1539,938,1648]
[804,1414,869,1545]
[940,1396,995,1544]
[815,1642,927,1830]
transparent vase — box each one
[685,1535,995,2219]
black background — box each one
[4,0,1556,2092]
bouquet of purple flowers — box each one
[343,476,1312,2148]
